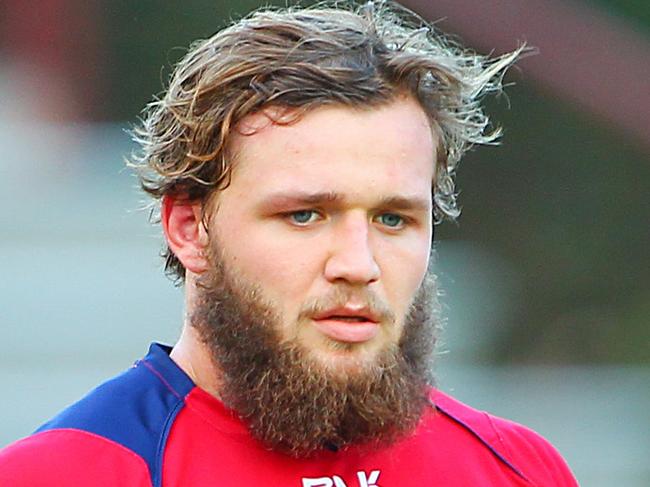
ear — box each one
[161,195,209,275]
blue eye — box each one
[289,210,318,225]
[377,213,404,228]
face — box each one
[206,96,435,375]
[189,96,438,455]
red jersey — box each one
[0,343,578,486]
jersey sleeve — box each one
[486,414,579,487]
[0,429,152,487]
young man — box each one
[0,2,578,485]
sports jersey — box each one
[0,343,578,486]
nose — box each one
[323,214,380,285]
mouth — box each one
[311,308,380,343]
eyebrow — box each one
[258,191,430,212]
[376,195,431,211]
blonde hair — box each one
[131,0,525,282]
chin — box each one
[306,340,390,377]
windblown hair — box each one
[131,0,524,283]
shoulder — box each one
[0,429,151,486]
[0,344,195,487]
[484,414,578,486]
[35,354,188,448]
[431,390,579,487]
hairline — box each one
[199,92,441,222]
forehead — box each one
[226,97,436,202]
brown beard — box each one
[190,245,440,458]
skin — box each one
[163,95,436,395]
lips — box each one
[311,307,380,343]
[312,306,379,322]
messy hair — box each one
[131,0,525,283]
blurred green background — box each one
[1,1,648,485]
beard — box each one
[189,243,440,458]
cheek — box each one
[379,239,431,307]
[230,232,323,305]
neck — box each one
[170,323,223,399]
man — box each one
[0,1,578,486]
